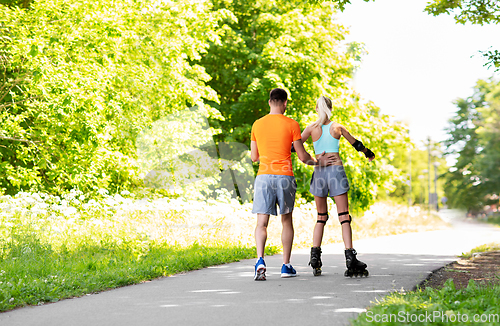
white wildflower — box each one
[98,188,109,196]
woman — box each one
[301,96,375,277]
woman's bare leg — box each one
[313,196,328,247]
[333,193,353,249]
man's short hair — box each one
[269,88,288,103]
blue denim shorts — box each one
[252,174,297,216]
[310,165,349,197]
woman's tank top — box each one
[313,122,339,154]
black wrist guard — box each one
[291,143,296,153]
[364,148,375,159]
[352,139,365,152]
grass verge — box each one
[351,244,500,326]
[0,231,278,312]
[352,279,500,325]
[460,243,500,259]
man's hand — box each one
[293,140,321,166]
[316,151,335,166]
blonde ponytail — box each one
[312,96,332,128]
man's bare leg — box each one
[281,212,294,264]
[255,213,270,258]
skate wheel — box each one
[363,270,369,277]
[313,268,322,276]
[344,270,352,277]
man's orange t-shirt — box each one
[251,114,302,176]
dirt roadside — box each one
[419,251,500,289]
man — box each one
[250,88,334,281]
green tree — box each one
[443,78,500,211]
[386,141,447,207]
[0,0,32,8]
[425,0,500,25]
[202,0,362,145]
[0,0,226,194]
[475,81,500,195]
[200,0,409,213]
[1,0,411,210]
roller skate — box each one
[344,248,368,277]
[309,247,322,276]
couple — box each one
[250,88,375,281]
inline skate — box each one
[309,247,322,276]
[344,248,368,277]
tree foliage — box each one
[443,78,500,210]
[306,0,374,11]
[202,0,361,145]
[425,0,500,70]
[201,0,409,213]
[0,0,225,194]
[308,0,500,69]
[386,142,447,207]
[0,0,32,8]
[1,0,410,214]
[425,0,500,25]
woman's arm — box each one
[339,125,356,144]
[301,125,312,143]
[339,125,375,161]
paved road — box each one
[1,210,499,326]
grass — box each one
[351,243,500,326]
[460,243,500,259]
[0,234,276,311]
[0,191,280,312]
[0,191,446,312]
[352,279,500,325]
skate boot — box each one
[309,247,322,276]
[344,248,369,277]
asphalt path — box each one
[1,209,499,326]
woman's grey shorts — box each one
[252,174,297,216]
[310,165,349,197]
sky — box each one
[336,0,500,146]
